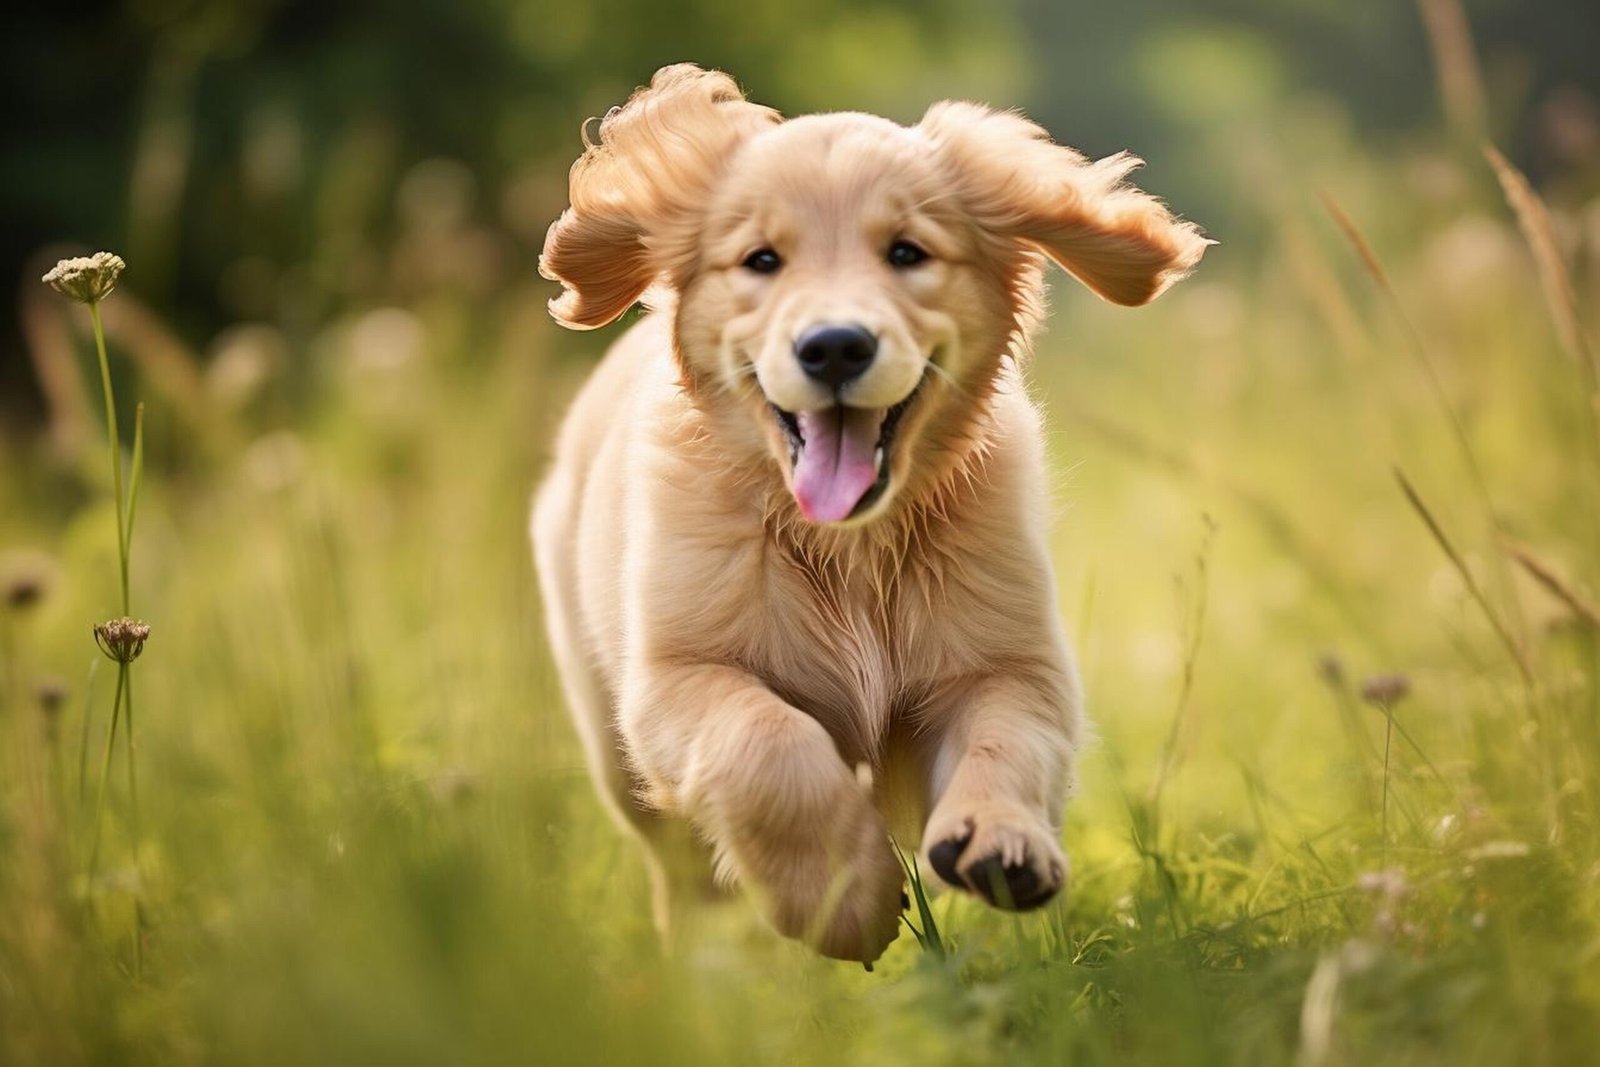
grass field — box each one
[3,112,1600,1064]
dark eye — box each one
[887,240,929,269]
[742,247,782,274]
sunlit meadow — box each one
[3,4,1600,1064]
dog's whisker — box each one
[924,357,964,394]
[709,358,764,402]
[729,374,763,401]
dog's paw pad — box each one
[964,853,1059,911]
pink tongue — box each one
[793,407,885,522]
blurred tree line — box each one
[2,0,1596,424]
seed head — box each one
[42,251,126,304]
[1359,673,1411,707]
[0,550,54,612]
[1357,867,1409,899]
[94,617,150,664]
[36,677,69,716]
[36,677,68,739]
[4,573,44,611]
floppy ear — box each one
[540,64,781,329]
[919,102,1211,306]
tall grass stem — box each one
[1322,195,1529,650]
[1395,468,1531,684]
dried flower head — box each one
[1356,868,1409,900]
[36,677,69,740]
[1316,652,1347,688]
[94,617,150,664]
[35,677,69,717]
[4,573,44,611]
[1359,673,1411,707]
[42,251,126,304]
[0,549,55,612]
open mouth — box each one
[771,380,923,523]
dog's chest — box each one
[741,548,962,764]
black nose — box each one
[795,324,877,389]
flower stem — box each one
[87,663,127,879]
[124,405,144,852]
[124,668,140,852]
[124,666,142,979]
[89,302,129,615]
[126,404,144,566]
[1380,701,1394,860]
[87,289,147,978]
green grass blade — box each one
[894,843,945,959]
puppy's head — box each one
[543,65,1210,525]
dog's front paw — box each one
[758,801,904,963]
[923,807,1067,911]
[730,789,904,963]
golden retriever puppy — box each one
[532,64,1208,962]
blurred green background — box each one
[4,2,1600,1064]
[4,0,1599,414]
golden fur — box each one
[533,64,1208,961]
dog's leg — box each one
[620,662,904,962]
[919,672,1078,910]
[555,690,721,941]
[533,485,721,937]
[624,805,726,946]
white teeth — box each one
[874,447,885,473]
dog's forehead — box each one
[753,111,916,147]
[722,112,940,203]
